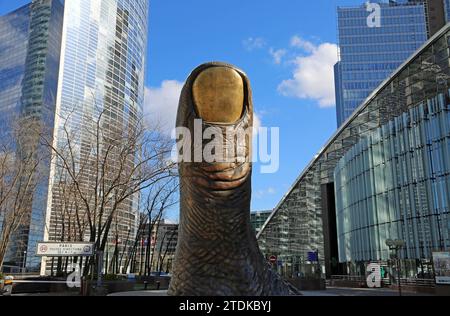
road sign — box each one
[36,242,94,257]
[269,255,277,264]
[307,251,318,262]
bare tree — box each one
[157,227,177,275]
[122,179,179,276]
[0,117,44,271]
[48,170,89,276]
[123,212,148,275]
[39,105,176,276]
[143,180,178,276]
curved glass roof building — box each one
[258,23,450,279]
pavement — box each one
[11,291,81,296]
[301,286,433,296]
[9,287,433,296]
[108,290,169,296]
[106,287,433,296]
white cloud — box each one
[144,80,184,135]
[290,35,315,53]
[269,48,287,65]
[278,39,338,108]
[255,187,277,199]
[145,81,263,136]
[243,37,266,51]
[253,112,261,136]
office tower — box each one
[0,4,32,273]
[0,5,30,117]
[0,0,64,272]
[334,0,448,127]
[43,0,149,275]
[0,0,149,274]
[445,0,450,21]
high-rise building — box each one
[0,0,64,272]
[0,5,31,117]
[0,4,32,274]
[445,0,450,21]
[42,0,149,276]
[0,0,149,274]
[335,0,448,127]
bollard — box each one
[144,281,148,290]
[156,281,160,290]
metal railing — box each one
[330,275,365,281]
[330,275,436,287]
[11,280,70,284]
[397,278,435,287]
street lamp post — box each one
[386,239,405,296]
[22,251,27,275]
[315,250,321,279]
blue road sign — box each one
[307,251,318,262]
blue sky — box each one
[0,0,365,219]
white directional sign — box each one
[36,242,94,257]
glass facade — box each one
[258,25,450,278]
[0,0,64,272]
[22,0,65,272]
[250,210,273,235]
[335,0,429,127]
[43,0,149,274]
[335,93,450,263]
[0,5,30,117]
[445,0,450,22]
[0,6,30,272]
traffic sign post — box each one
[269,255,277,264]
[307,251,319,262]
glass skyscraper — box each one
[0,0,149,274]
[0,0,64,272]
[445,0,450,21]
[0,5,31,117]
[335,0,436,127]
[0,4,31,273]
[42,0,149,275]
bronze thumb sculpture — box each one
[168,62,291,296]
